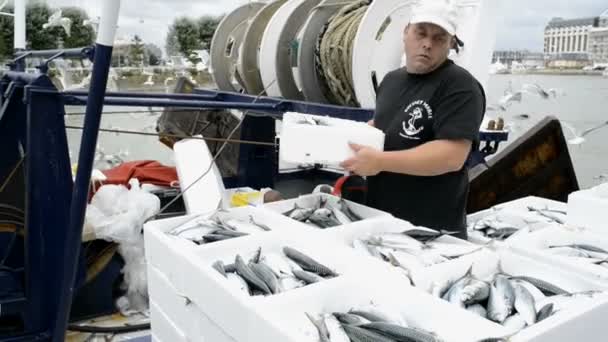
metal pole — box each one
[13,0,26,71]
[52,0,121,340]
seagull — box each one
[143,75,154,86]
[83,16,100,32]
[561,121,608,145]
[42,10,72,37]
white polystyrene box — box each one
[262,192,392,230]
[466,196,567,245]
[412,248,608,342]
[279,112,385,166]
[325,216,483,275]
[164,229,383,342]
[150,302,189,342]
[149,265,235,342]
[255,272,511,342]
[505,224,608,284]
[143,205,309,290]
[567,185,608,233]
[173,136,226,215]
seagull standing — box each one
[42,10,72,37]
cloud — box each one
[41,0,607,53]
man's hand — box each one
[340,143,383,177]
[367,120,375,127]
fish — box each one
[306,313,330,342]
[341,324,398,342]
[431,265,473,298]
[461,279,491,305]
[328,203,353,225]
[508,276,569,296]
[285,204,315,222]
[510,279,546,302]
[250,262,280,294]
[234,255,272,295]
[353,239,377,258]
[467,304,488,318]
[223,218,266,234]
[202,233,236,243]
[486,227,520,239]
[224,263,236,273]
[444,275,470,308]
[527,206,565,224]
[249,215,272,231]
[487,275,515,323]
[333,312,371,325]
[339,198,363,222]
[212,260,226,277]
[210,229,249,238]
[357,322,443,342]
[536,291,603,312]
[293,269,325,285]
[536,303,555,322]
[547,246,591,258]
[514,283,537,325]
[350,306,408,327]
[308,208,342,228]
[283,247,338,277]
[278,275,305,291]
[502,313,527,332]
[249,247,263,264]
[324,314,350,342]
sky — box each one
[39,0,608,54]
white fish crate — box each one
[279,112,385,167]
[467,196,567,245]
[153,229,377,342]
[148,265,235,342]
[143,205,308,288]
[262,192,392,231]
[567,183,608,234]
[150,301,189,342]
[325,216,485,276]
[411,247,608,342]
[255,271,511,342]
[505,224,608,284]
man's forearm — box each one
[378,140,472,176]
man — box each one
[340,0,486,239]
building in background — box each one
[588,10,608,66]
[492,50,545,70]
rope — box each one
[64,126,276,147]
[0,157,25,194]
[316,0,370,107]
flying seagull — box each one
[561,121,608,145]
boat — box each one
[0,0,583,341]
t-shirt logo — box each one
[400,100,433,140]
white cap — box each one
[410,0,459,36]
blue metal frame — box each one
[0,45,509,341]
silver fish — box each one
[350,306,408,327]
[293,269,325,285]
[509,276,569,296]
[224,218,266,234]
[487,275,515,323]
[353,239,377,258]
[502,313,527,332]
[287,204,315,222]
[461,279,491,305]
[341,324,397,342]
[357,322,444,342]
[250,262,280,294]
[339,198,363,222]
[333,313,372,325]
[324,314,350,342]
[510,279,546,302]
[329,203,353,225]
[431,265,473,298]
[444,276,470,308]
[249,215,272,231]
[212,260,226,277]
[235,255,271,295]
[309,208,342,228]
[536,303,554,322]
[514,283,537,325]
[283,247,338,277]
[467,304,487,318]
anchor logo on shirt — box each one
[400,107,424,138]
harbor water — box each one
[65,73,608,190]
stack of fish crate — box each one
[143,192,608,342]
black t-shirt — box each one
[366,59,486,237]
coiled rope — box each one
[315,0,371,107]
